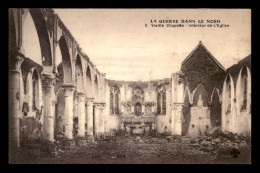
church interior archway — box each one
[210,89,221,127]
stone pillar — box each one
[174,103,184,135]
[171,72,185,136]
[93,103,101,135]
[63,85,75,140]
[77,93,86,138]
[42,74,56,143]
[86,98,94,140]
[99,103,106,133]
[9,52,24,150]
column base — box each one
[86,135,94,141]
[41,141,57,157]
[76,137,87,146]
[63,139,76,149]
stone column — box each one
[63,85,75,140]
[175,104,184,135]
[77,93,86,138]
[93,103,101,135]
[42,74,56,143]
[99,103,106,133]
[9,52,24,150]
[171,72,185,136]
[86,98,94,140]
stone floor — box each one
[10,134,251,164]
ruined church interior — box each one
[9,9,251,164]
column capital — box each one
[76,92,85,98]
[100,103,106,110]
[62,84,75,97]
[171,103,184,110]
[93,102,101,109]
[77,92,86,102]
[177,71,185,83]
[9,49,25,72]
[62,84,76,90]
[85,98,94,107]
[86,97,94,102]
[207,101,213,107]
[42,74,57,87]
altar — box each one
[121,115,155,135]
[120,86,156,135]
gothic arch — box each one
[182,87,191,135]
[183,87,191,103]
[58,36,73,84]
[221,74,235,132]
[191,84,208,107]
[94,74,99,101]
[86,65,93,98]
[156,85,166,114]
[9,9,17,59]
[24,67,42,112]
[236,65,251,114]
[22,9,52,66]
[222,74,235,114]
[110,85,120,114]
[75,55,84,93]
[210,87,221,103]
[210,88,221,127]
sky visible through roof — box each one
[24,9,251,81]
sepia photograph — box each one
[8,8,251,164]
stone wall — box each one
[189,107,211,137]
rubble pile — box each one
[186,127,250,158]
[11,129,251,164]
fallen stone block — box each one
[200,144,213,152]
[201,140,211,146]
[217,147,240,158]
[189,143,200,147]
[238,141,247,148]
[209,127,221,135]
[191,150,205,155]
[166,136,173,142]
[212,138,222,144]
[63,140,76,149]
[77,138,88,146]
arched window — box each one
[75,55,83,92]
[134,102,142,116]
[110,86,120,115]
[157,93,161,114]
[94,75,98,98]
[226,77,231,114]
[115,93,119,114]
[110,93,114,114]
[162,92,166,114]
[32,70,39,110]
[157,85,166,115]
[241,68,248,111]
[86,66,92,98]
